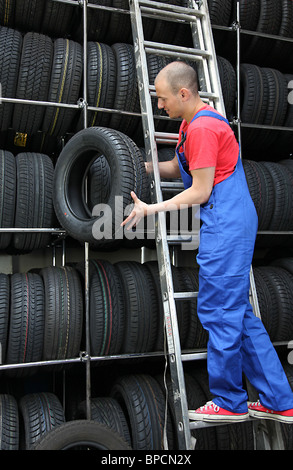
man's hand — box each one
[121,191,149,230]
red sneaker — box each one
[248,400,293,423]
[188,400,249,423]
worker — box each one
[121,61,293,423]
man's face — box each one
[155,77,183,119]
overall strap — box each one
[190,109,230,126]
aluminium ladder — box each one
[129,0,276,450]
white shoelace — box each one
[249,400,261,407]
[199,400,220,413]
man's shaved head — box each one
[155,61,199,96]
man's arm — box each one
[145,155,181,179]
[122,166,215,230]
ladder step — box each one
[189,417,256,430]
[144,40,211,61]
[160,181,184,192]
[174,292,198,299]
[139,0,205,22]
[149,85,220,102]
[154,131,178,144]
[167,234,199,246]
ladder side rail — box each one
[191,0,226,113]
[129,0,193,451]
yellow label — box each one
[14,132,28,147]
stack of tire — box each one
[240,65,293,156]
[0,266,83,375]
[3,363,293,450]
[243,159,293,237]
[209,0,293,70]
[0,150,55,253]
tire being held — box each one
[53,127,148,248]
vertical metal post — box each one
[81,0,91,422]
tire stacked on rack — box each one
[6,273,44,378]
[240,63,289,154]
[243,159,293,239]
[19,392,65,450]
[253,263,293,342]
[40,266,83,362]
[12,32,53,136]
[0,151,55,253]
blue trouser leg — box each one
[198,271,293,413]
[241,307,293,411]
[197,273,250,413]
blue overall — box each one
[176,109,293,413]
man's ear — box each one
[180,87,190,101]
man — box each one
[122,61,293,423]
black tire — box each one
[85,259,125,356]
[0,0,15,27]
[0,150,16,249]
[12,32,53,135]
[77,397,131,446]
[40,0,76,37]
[0,26,22,131]
[32,419,131,450]
[257,68,288,148]
[13,152,55,252]
[76,42,116,130]
[114,261,158,353]
[42,38,83,138]
[208,0,232,26]
[217,56,236,121]
[243,160,274,230]
[109,43,140,136]
[144,261,165,351]
[266,267,293,342]
[74,0,111,43]
[104,0,132,44]
[243,0,282,62]
[240,63,268,149]
[253,267,279,341]
[111,374,166,450]
[0,273,10,364]
[277,75,293,153]
[53,127,147,247]
[19,392,65,450]
[40,266,83,361]
[6,273,44,376]
[14,0,46,32]
[270,0,293,70]
[263,162,293,231]
[0,394,19,450]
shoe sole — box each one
[189,412,249,423]
[248,409,293,424]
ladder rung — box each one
[139,1,205,22]
[149,85,220,102]
[174,292,198,299]
[144,40,211,60]
[161,181,184,192]
[182,351,207,362]
[189,417,256,430]
[154,131,179,144]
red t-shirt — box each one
[177,104,239,186]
